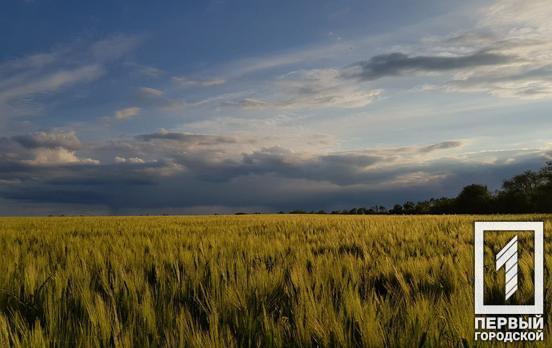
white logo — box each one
[474,221,543,315]
[495,236,518,301]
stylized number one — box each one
[496,236,518,301]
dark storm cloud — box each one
[45,163,159,187]
[3,188,108,205]
[200,141,462,184]
[343,51,512,81]
[0,161,41,183]
[229,147,385,185]
[0,130,547,214]
[1,154,547,214]
[135,131,240,145]
[419,141,463,153]
[11,131,81,150]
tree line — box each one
[283,161,552,215]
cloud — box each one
[0,131,98,167]
[229,146,387,185]
[114,156,145,164]
[0,35,142,123]
[134,87,183,109]
[419,141,464,153]
[343,51,512,81]
[137,65,164,78]
[139,87,164,97]
[0,65,104,103]
[435,63,552,99]
[12,131,81,150]
[89,34,144,62]
[214,141,464,185]
[2,130,536,214]
[25,148,99,165]
[114,106,140,120]
[307,0,552,100]
[135,129,240,145]
[0,52,58,73]
[0,131,467,189]
[419,0,552,99]
[227,69,381,110]
[216,34,355,79]
[172,76,225,87]
[275,69,381,109]
[226,98,273,110]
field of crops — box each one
[0,215,550,347]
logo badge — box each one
[474,221,543,314]
[474,221,545,342]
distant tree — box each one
[496,170,539,213]
[455,184,493,214]
[504,170,541,194]
[430,197,455,214]
[402,201,416,214]
[389,204,404,214]
[535,162,552,212]
[414,201,431,214]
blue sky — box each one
[0,0,551,214]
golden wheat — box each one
[0,215,549,347]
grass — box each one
[0,215,550,347]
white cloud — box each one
[385,171,448,187]
[0,52,59,73]
[0,35,142,123]
[139,87,164,97]
[424,0,552,99]
[114,106,140,120]
[25,147,99,165]
[0,130,99,166]
[275,69,381,108]
[114,156,145,164]
[134,87,184,110]
[227,68,381,110]
[0,65,104,102]
[89,34,143,62]
[172,76,225,87]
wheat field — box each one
[0,215,549,347]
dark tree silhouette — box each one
[455,184,493,214]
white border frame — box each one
[474,221,543,315]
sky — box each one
[0,0,551,214]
